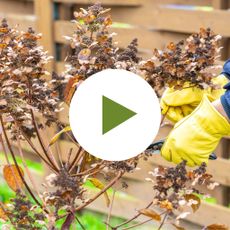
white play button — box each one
[69,69,161,161]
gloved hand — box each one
[161,95,230,167]
[160,75,228,123]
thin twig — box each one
[77,166,105,177]
[11,117,57,172]
[17,136,44,204]
[121,218,152,230]
[67,148,73,167]
[68,146,83,172]
[22,132,57,172]
[0,134,10,165]
[106,189,116,230]
[71,161,105,177]
[78,151,87,173]
[113,201,153,229]
[57,122,78,147]
[0,116,47,213]
[75,215,86,230]
[55,140,64,168]
[158,213,168,230]
[30,109,59,171]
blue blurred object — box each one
[222,59,230,80]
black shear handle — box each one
[146,140,217,160]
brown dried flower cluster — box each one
[55,3,140,104]
[4,192,45,229]
[0,19,60,139]
[148,161,216,211]
[141,28,222,94]
[44,168,84,217]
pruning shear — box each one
[146,139,217,160]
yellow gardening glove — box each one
[160,74,228,123]
[161,95,230,167]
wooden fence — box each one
[0,0,230,228]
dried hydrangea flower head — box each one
[44,167,84,213]
[57,3,140,104]
[8,192,45,229]
[0,19,60,139]
[141,28,222,94]
[147,161,218,213]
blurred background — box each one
[0,0,230,229]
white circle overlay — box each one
[69,69,161,161]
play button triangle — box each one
[102,95,137,134]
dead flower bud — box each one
[45,173,58,187]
